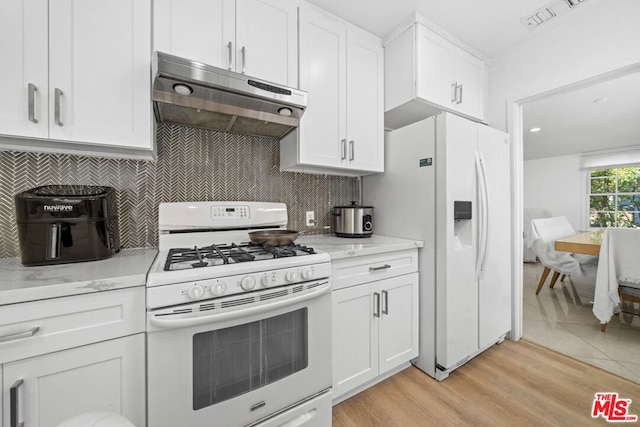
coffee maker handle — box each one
[47,223,61,260]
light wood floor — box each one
[332,339,640,426]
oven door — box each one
[147,280,332,427]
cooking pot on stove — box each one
[332,202,373,238]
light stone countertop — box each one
[0,235,420,305]
[297,234,423,260]
[0,248,158,306]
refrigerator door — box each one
[477,125,511,349]
[435,113,479,370]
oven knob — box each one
[211,281,226,296]
[260,274,270,287]
[301,268,313,280]
[285,271,299,282]
[240,276,256,291]
[187,284,205,300]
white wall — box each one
[524,155,584,231]
[487,0,640,131]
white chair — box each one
[530,216,596,295]
[593,228,640,331]
[523,208,551,262]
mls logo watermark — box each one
[592,392,638,422]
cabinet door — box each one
[0,0,49,139]
[154,0,235,69]
[48,0,151,149]
[378,273,419,373]
[332,283,378,398]
[297,5,345,169]
[454,47,485,120]
[345,26,384,173]
[415,25,453,110]
[2,334,145,427]
[236,0,297,87]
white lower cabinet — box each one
[2,334,145,427]
[0,287,146,427]
[332,266,418,399]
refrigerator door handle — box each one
[475,150,490,280]
[474,152,486,281]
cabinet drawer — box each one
[331,249,418,290]
[0,287,145,364]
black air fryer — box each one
[15,185,121,266]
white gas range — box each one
[146,201,332,427]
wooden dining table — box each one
[554,231,603,255]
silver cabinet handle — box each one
[0,326,40,344]
[451,82,457,103]
[340,139,346,160]
[369,264,391,272]
[457,84,463,104]
[10,379,23,427]
[373,292,380,318]
[28,83,38,123]
[227,41,233,70]
[349,140,354,161]
[241,46,246,74]
[54,88,64,126]
[382,290,388,315]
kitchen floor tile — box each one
[523,261,640,384]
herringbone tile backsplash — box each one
[0,124,358,258]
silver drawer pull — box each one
[369,264,391,272]
[0,326,40,344]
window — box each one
[589,167,640,228]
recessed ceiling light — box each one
[529,127,541,133]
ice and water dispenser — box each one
[453,201,472,248]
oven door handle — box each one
[149,281,331,330]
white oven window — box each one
[192,308,309,410]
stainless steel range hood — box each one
[152,52,307,139]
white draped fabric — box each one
[593,228,640,324]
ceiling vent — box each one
[521,0,590,30]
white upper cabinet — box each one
[294,5,345,170]
[48,0,152,149]
[236,0,298,87]
[385,21,486,130]
[154,0,235,69]
[415,27,453,110]
[0,0,153,157]
[451,45,485,119]
[345,28,384,173]
[280,3,384,177]
[0,0,49,139]
[154,0,298,87]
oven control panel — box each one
[211,205,249,219]
[147,262,332,308]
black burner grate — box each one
[164,242,316,271]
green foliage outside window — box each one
[589,167,640,228]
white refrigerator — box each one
[364,112,511,380]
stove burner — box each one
[164,242,316,271]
